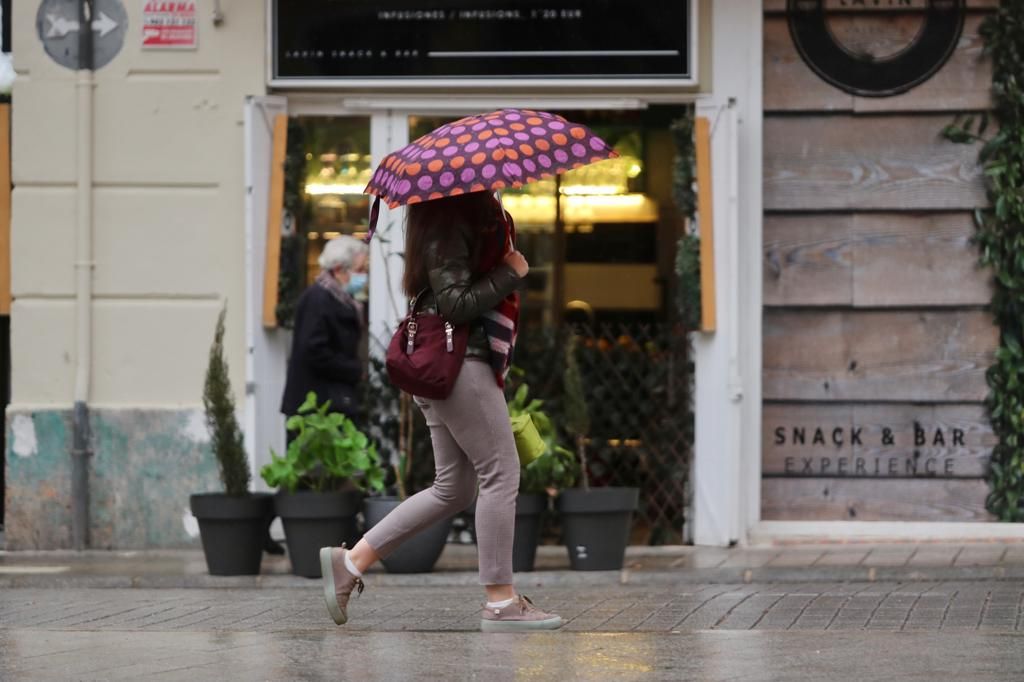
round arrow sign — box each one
[36,0,128,70]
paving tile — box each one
[955,547,1008,567]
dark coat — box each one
[281,284,363,418]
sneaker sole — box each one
[480,616,563,633]
[319,547,347,625]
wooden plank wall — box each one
[761,2,998,522]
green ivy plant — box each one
[261,391,386,494]
[941,0,1024,520]
[507,382,580,494]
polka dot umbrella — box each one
[363,108,618,239]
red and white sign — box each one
[142,1,198,49]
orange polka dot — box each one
[519,144,534,156]
[450,187,465,196]
[419,136,434,147]
[526,117,543,125]
[472,152,486,165]
[572,162,583,169]
[552,133,568,145]
[404,163,421,175]
[479,130,493,140]
[428,192,444,200]
[451,156,465,169]
[470,183,485,193]
[505,149,519,161]
[492,181,506,190]
[590,156,606,164]
[386,157,397,170]
[485,113,501,120]
[494,128,509,136]
[407,196,423,204]
[536,139,550,151]
[570,127,587,139]
[457,134,472,144]
[492,149,505,161]
[540,172,552,180]
[433,138,451,148]
[510,123,526,131]
[428,160,444,172]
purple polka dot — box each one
[505,112,521,121]
[488,118,503,127]
[554,149,569,164]
[482,164,496,179]
[485,138,501,149]
[531,127,547,136]
[472,122,488,131]
[421,149,437,159]
[538,154,552,168]
[514,132,530,142]
[460,167,476,183]
[523,158,536,173]
[435,125,451,136]
[590,137,606,151]
[500,137,514,146]
[443,145,459,157]
[417,175,433,191]
[451,125,466,134]
[397,179,412,195]
[504,162,522,178]
[571,143,587,158]
[465,142,480,153]
[409,149,423,160]
[548,120,565,130]
[440,171,455,187]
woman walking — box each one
[319,191,562,632]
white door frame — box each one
[272,26,763,544]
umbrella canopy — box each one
[363,108,617,238]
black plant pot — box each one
[275,490,363,578]
[512,493,548,573]
[190,492,273,576]
[364,496,452,573]
[557,487,639,571]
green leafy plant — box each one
[940,0,1024,520]
[204,305,250,497]
[507,382,579,494]
[261,392,386,494]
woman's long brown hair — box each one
[402,191,498,298]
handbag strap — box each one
[408,288,431,316]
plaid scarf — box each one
[315,271,364,328]
[476,209,521,388]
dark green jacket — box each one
[416,218,521,360]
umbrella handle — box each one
[364,196,381,244]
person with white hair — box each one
[280,236,369,425]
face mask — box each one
[346,272,368,295]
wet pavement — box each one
[3,582,1024,680]
[5,543,1024,679]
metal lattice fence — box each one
[362,323,695,546]
[511,323,694,545]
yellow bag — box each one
[510,414,547,467]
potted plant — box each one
[363,393,454,573]
[190,306,274,576]
[556,337,640,571]
[507,382,579,572]
[261,392,386,578]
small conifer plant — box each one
[204,305,250,497]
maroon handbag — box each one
[385,290,469,400]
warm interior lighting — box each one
[305,182,367,196]
[504,193,658,226]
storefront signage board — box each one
[142,0,198,49]
[270,1,696,87]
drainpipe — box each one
[71,0,95,551]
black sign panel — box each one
[273,1,693,82]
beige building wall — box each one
[11,2,266,410]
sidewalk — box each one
[4,541,1024,588]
